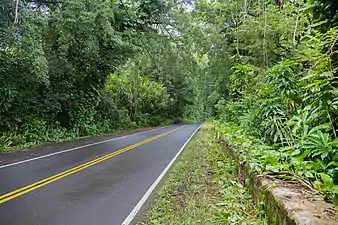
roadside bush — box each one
[213,120,338,205]
[215,24,338,205]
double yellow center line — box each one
[0,126,186,204]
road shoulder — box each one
[138,123,266,225]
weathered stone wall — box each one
[220,138,338,225]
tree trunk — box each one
[275,0,283,9]
[14,0,19,24]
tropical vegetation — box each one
[1,0,337,204]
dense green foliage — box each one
[195,0,338,204]
[0,0,200,150]
[1,0,338,205]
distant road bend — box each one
[0,123,202,225]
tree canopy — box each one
[1,0,338,204]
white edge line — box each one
[0,126,169,169]
[121,123,204,225]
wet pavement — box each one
[0,123,201,225]
[0,127,158,167]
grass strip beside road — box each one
[139,123,266,225]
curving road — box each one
[0,123,202,225]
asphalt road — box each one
[0,123,202,225]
